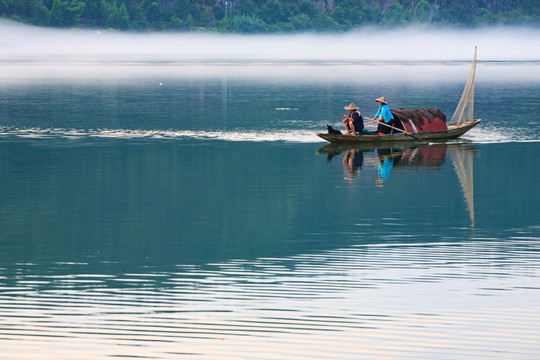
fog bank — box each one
[2,19,540,62]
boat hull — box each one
[317,119,481,143]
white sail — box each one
[450,47,477,125]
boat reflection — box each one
[319,142,448,182]
[317,142,477,227]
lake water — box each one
[1,53,540,359]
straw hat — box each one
[375,96,388,105]
[344,103,359,111]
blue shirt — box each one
[376,158,394,180]
[374,104,394,123]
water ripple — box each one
[1,237,539,359]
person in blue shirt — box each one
[373,96,395,135]
[342,103,364,135]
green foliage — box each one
[199,8,211,25]
[227,14,268,33]
[473,8,497,26]
[332,5,366,26]
[50,0,85,27]
[288,13,311,30]
[104,1,129,29]
[360,5,380,24]
[382,2,411,25]
[32,0,51,25]
[170,14,192,29]
[497,9,534,25]
[0,0,12,15]
[437,5,470,26]
[259,0,286,25]
[313,11,342,31]
[413,0,432,23]
[2,0,540,32]
[271,21,295,32]
[145,2,162,22]
[299,0,315,18]
[173,0,190,19]
[189,3,201,24]
[212,4,225,21]
[237,0,255,16]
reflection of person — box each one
[343,149,364,180]
[375,148,400,185]
[376,157,394,181]
[373,97,396,135]
[342,103,364,135]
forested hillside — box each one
[1,0,539,32]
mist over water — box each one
[2,19,540,63]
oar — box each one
[369,117,421,140]
[363,117,379,126]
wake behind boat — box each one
[317,48,481,144]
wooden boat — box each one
[317,48,481,144]
[317,120,481,143]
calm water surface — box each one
[1,60,539,359]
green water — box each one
[0,61,539,359]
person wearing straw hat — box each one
[342,103,364,135]
[373,96,395,135]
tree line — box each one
[1,0,539,32]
